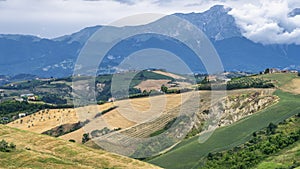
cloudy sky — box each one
[0,0,300,44]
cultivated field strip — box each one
[95,92,204,146]
[93,89,275,155]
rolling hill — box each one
[149,73,300,169]
[2,72,300,169]
[0,125,161,169]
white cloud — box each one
[228,0,300,44]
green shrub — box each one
[82,133,90,144]
[0,139,16,152]
[198,77,274,90]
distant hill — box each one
[0,5,300,77]
[0,125,161,169]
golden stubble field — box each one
[281,78,300,94]
[0,125,161,169]
[7,92,191,143]
[7,88,275,144]
[134,79,170,91]
[153,70,186,80]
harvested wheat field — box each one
[281,78,300,94]
[134,79,170,91]
[153,70,186,80]
[7,103,115,134]
[7,108,78,133]
[64,93,191,142]
[0,125,161,169]
[113,92,192,123]
[102,109,137,128]
[59,128,85,143]
[7,92,192,143]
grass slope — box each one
[199,112,300,169]
[258,73,297,87]
[0,125,161,169]
[256,142,300,169]
[149,90,300,169]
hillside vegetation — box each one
[201,113,300,169]
[256,142,300,169]
[0,125,161,169]
[149,74,300,169]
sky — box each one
[0,0,300,44]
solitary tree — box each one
[0,139,16,152]
[82,133,90,144]
[161,85,168,93]
[201,76,209,84]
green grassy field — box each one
[256,73,298,87]
[149,90,300,169]
[256,138,300,169]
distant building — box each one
[15,98,24,102]
[270,68,280,73]
[290,70,298,73]
[264,68,298,74]
[281,70,289,73]
[2,117,8,121]
[20,93,34,98]
[207,75,217,82]
[169,83,177,87]
[35,78,52,81]
[27,96,37,101]
[264,68,280,74]
[108,97,116,102]
[18,113,26,118]
[224,78,231,83]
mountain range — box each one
[0,5,299,77]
